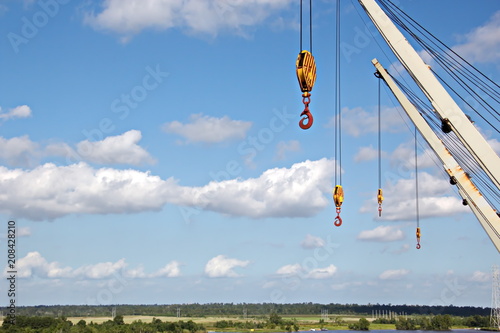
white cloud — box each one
[17,226,32,237]
[390,142,436,170]
[379,268,410,280]
[275,140,301,160]
[152,261,181,278]
[76,130,155,165]
[307,265,337,279]
[392,243,410,254]
[453,11,500,64]
[125,261,181,278]
[162,114,252,144]
[204,255,249,278]
[332,106,406,137]
[354,145,380,162]
[360,171,469,220]
[275,263,337,279]
[72,259,127,279]
[0,158,334,220]
[357,225,405,242]
[0,135,40,167]
[470,270,489,283]
[187,158,335,218]
[488,138,500,155]
[276,263,303,276]
[300,234,325,249]
[0,130,154,167]
[12,252,180,280]
[0,105,32,120]
[14,251,73,279]
[84,0,293,39]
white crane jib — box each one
[358,0,500,251]
[358,0,500,191]
[372,59,500,252]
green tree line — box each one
[7,302,490,318]
[2,315,206,333]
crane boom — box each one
[373,59,500,252]
[358,0,500,192]
[359,0,500,250]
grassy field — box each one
[64,314,395,331]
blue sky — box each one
[0,0,499,307]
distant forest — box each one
[9,303,491,318]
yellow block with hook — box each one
[416,227,421,249]
[333,185,344,227]
[377,188,384,216]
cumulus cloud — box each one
[275,140,301,160]
[357,225,405,242]
[300,234,325,249]
[17,226,32,237]
[12,252,180,279]
[307,265,337,279]
[330,106,405,137]
[84,0,293,39]
[72,259,128,279]
[488,138,500,155]
[275,263,303,276]
[0,135,40,167]
[152,261,182,278]
[379,269,410,280]
[360,171,469,220]
[187,158,335,218]
[354,145,383,163]
[76,130,155,165]
[0,158,334,220]
[204,255,249,278]
[453,11,500,64]
[124,261,181,278]
[0,105,32,120]
[162,114,252,144]
[275,263,337,279]
[14,251,72,278]
[0,130,154,167]
[469,270,489,283]
[390,142,436,170]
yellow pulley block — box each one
[377,188,384,204]
[296,50,317,93]
[333,185,344,208]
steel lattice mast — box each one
[492,265,500,330]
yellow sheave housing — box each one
[296,50,317,93]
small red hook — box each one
[334,207,342,226]
[378,205,382,217]
[334,215,342,226]
[416,243,421,250]
[299,93,313,130]
[299,109,313,129]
